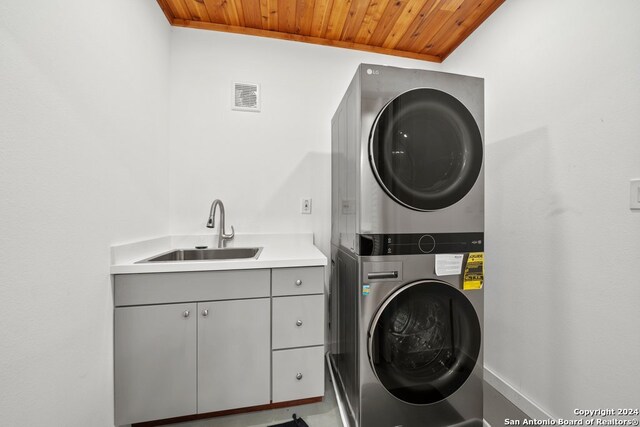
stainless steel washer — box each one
[330,247,483,427]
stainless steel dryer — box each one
[330,245,484,427]
[331,64,484,253]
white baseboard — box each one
[484,366,554,421]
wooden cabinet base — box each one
[132,396,324,427]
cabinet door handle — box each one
[296,320,303,327]
[202,309,209,317]
[295,279,302,286]
[183,310,190,318]
[296,372,303,380]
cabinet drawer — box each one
[272,346,325,403]
[272,267,324,296]
[272,295,324,349]
[114,269,270,306]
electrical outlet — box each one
[301,198,312,214]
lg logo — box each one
[366,68,380,75]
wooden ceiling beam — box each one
[172,18,443,62]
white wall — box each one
[0,1,171,425]
[168,28,443,256]
[442,0,640,418]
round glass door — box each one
[370,88,483,211]
[368,281,481,404]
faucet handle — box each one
[224,225,235,240]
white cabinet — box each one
[114,298,271,425]
[114,270,271,426]
[114,303,197,426]
[114,265,325,425]
[197,299,270,413]
[271,266,325,403]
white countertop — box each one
[110,233,327,274]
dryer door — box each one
[368,280,481,404]
[370,88,483,211]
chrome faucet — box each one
[206,199,235,248]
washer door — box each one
[368,281,481,404]
[370,88,483,211]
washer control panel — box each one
[358,233,483,256]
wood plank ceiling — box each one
[156,0,504,62]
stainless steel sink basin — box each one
[136,247,262,263]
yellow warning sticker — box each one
[463,252,484,290]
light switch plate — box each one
[631,179,640,210]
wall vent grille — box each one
[232,82,260,112]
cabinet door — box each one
[114,303,197,426]
[197,299,270,413]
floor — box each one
[171,369,341,427]
[169,366,529,427]
[483,381,530,427]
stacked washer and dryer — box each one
[329,64,485,427]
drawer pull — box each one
[296,372,303,380]
[295,279,302,286]
[202,309,209,317]
[296,320,303,327]
[183,310,190,318]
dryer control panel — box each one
[358,233,483,256]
